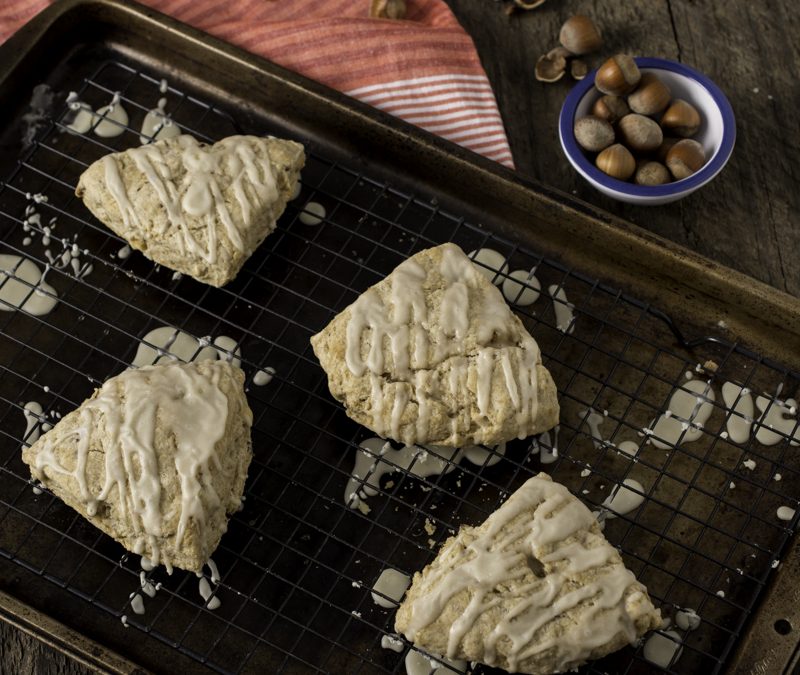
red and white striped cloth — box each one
[0,0,514,167]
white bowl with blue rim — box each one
[559,57,736,205]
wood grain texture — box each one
[447,0,800,294]
[0,620,90,675]
[3,1,798,673]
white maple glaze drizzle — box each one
[371,568,411,608]
[93,94,128,138]
[601,479,645,519]
[381,634,405,653]
[547,285,575,334]
[139,98,180,145]
[22,401,49,448]
[345,438,459,509]
[0,255,58,315]
[253,367,275,386]
[299,201,326,225]
[643,630,683,668]
[139,571,157,598]
[131,593,145,615]
[648,379,715,449]
[675,607,701,631]
[29,362,230,569]
[468,248,508,285]
[344,244,543,446]
[616,441,640,458]
[721,382,754,444]
[754,393,800,446]
[198,575,221,610]
[777,506,796,521]
[404,650,467,675]
[102,135,281,263]
[401,475,654,671]
[344,437,505,509]
[502,269,540,306]
[534,428,559,464]
[131,326,240,368]
[578,408,605,448]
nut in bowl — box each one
[559,57,735,205]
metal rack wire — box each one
[0,57,798,675]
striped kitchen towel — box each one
[0,0,514,167]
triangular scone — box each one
[395,473,662,674]
[22,361,253,573]
[76,134,305,287]
[310,243,559,447]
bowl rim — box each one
[559,57,736,197]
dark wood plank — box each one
[0,620,90,675]
[447,0,800,295]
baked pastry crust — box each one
[311,243,559,447]
[22,360,253,573]
[395,473,662,674]
[76,134,304,287]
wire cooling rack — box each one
[0,58,799,675]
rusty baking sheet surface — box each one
[0,2,798,674]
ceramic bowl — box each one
[559,57,735,205]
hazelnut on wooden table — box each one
[574,116,615,152]
[559,15,603,55]
[595,54,640,96]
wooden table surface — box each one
[3,0,799,672]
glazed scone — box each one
[311,243,559,447]
[395,473,662,674]
[22,360,253,573]
[76,134,305,287]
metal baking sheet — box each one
[0,1,798,673]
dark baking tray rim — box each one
[0,1,798,673]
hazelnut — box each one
[535,47,570,82]
[559,15,603,55]
[591,95,630,124]
[617,113,663,152]
[596,144,636,180]
[661,99,702,137]
[369,0,406,19]
[574,116,615,152]
[635,161,671,186]
[666,139,706,180]
[628,73,671,116]
[595,54,640,96]
[570,59,589,81]
[656,137,681,163]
